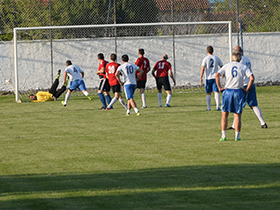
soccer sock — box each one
[127,109,130,114]
[221,130,226,139]
[253,106,265,125]
[235,131,240,140]
[64,92,71,105]
[215,92,220,108]
[231,119,235,129]
[141,93,146,107]
[166,94,172,105]
[105,94,112,105]
[134,107,139,113]
[157,93,162,106]
[55,70,61,79]
[83,91,89,96]
[98,93,107,107]
[206,95,211,110]
[119,98,127,109]
[107,97,117,108]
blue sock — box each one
[98,93,107,107]
[105,94,112,105]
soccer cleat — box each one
[159,105,162,107]
[261,123,268,128]
[87,96,93,101]
[55,69,61,79]
[227,127,234,130]
[165,104,171,107]
[126,113,130,116]
[220,137,227,141]
[106,107,112,110]
[61,100,66,107]
[141,106,147,108]
[99,106,106,110]
[136,112,141,116]
[206,109,211,111]
[235,138,241,141]
[216,107,221,111]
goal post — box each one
[13,21,232,102]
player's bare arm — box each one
[115,71,124,87]
[169,69,176,86]
[136,68,144,81]
[63,71,67,84]
[200,66,205,85]
[81,71,84,78]
[96,67,105,75]
[151,68,156,78]
[215,72,225,92]
[146,66,151,73]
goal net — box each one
[12,21,232,102]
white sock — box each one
[231,119,235,128]
[119,98,127,109]
[127,109,130,114]
[157,93,162,106]
[141,93,146,107]
[253,106,265,125]
[107,97,117,108]
[221,130,226,139]
[134,107,139,113]
[235,131,240,139]
[206,95,211,110]
[215,92,220,109]
[64,92,71,105]
[166,94,172,105]
[83,91,89,96]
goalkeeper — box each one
[29,70,68,102]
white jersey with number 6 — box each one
[65,65,83,81]
[218,62,253,89]
[117,62,139,85]
[201,55,223,80]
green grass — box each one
[0,86,280,209]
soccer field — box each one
[0,86,279,210]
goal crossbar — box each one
[13,21,232,102]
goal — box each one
[12,21,232,102]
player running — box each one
[115,54,143,116]
[105,53,127,110]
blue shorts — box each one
[243,84,258,107]
[124,84,136,100]
[69,80,86,91]
[221,89,244,113]
[205,79,218,93]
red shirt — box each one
[98,60,108,79]
[105,62,120,86]
[153,60,171,78]
[135,57,150,81]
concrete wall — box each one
[1,32,279,91]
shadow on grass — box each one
[1,164,280,210]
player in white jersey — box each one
[215,53,254,141]
[61,60,93,106]
[115,54,143,116]
[200,46,223,111]
[228,46,267,129]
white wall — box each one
[1,32,279,91]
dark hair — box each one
[66,60,72,66]
[163,54,168,60]
[110,53,117,61]
[207,46,214,54]
[138,48,145,55]
[98,53,104,60]
[122,54,129,62]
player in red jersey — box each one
[105,53,127,110]
[135,49,150,108]
[151,54,176,107]
[97,53,111,109]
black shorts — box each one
[156,76,171,91]
[137,80,146,89]
[98,79,110,92]
[111,84,122,93]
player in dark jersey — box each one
[135,49,150,108]
[97,53,111,109]
[105,53,127,110]
[151,54,176,107]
